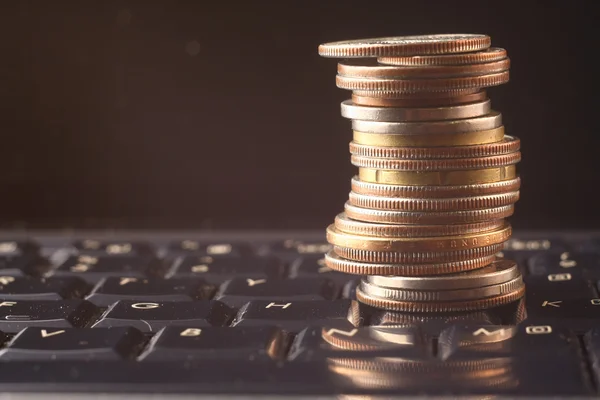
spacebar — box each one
[0,361,334,394]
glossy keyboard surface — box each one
[1,230,600,398]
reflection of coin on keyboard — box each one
[318,34,523,311]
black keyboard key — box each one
[0,300,98,333]
[524,273,595,300]
[72,240,154,256]
[289,255,355,284]
[288,325,427,361]
[0,276,89,301]
[214,277,338,309]
[0,240,46,276]
[167,255,283,283]
[230,300,357,332]
[0,326,146,361]
[139,326,288,361]
[504,237,567,252]
[438,323,592,395]
[528,251,600,277]
[584,327,600,379]
[525,298,600,332]
[52,254,165,284]
[438,324,578,360]
[265,240,332,260]
[168,240,253,257]
[85,277,213,307]
[92,300,232,332]
[0,329,7,345]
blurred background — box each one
[0,0,595,230]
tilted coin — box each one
[336,71,509,92]
[333,243,504,264]
[353,127,505,147]
[344,202,515,225]
[338,59,510,79]
[351,153,521,171]
[350,176,521,198]
[324,250,496,276]
[326,223,511,252]
[359,276,523,302]
[334,213,504,237]
[340,99,491,122]
[348,191,519,212]
[356,286,525,312]
[377,47,508,66]
[358,165,517,185]
[318,34,491,58]
[366,259,518,290]
[351,91,488,107]
[349,136,520,159]
[352,111,501,134]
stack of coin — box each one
[317,34,524,312]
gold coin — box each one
[344,202,514,225]
[326,223,511,252]
[348,191,519,211]
[351,91,487,107]
[351,152,521,170]
[349,136,520,159]
[377,48,508,66]
[333,243,504,263]
[353,127,504,147]
[337,59,510,79]
[324,250,496,276]
[336,71,509,92]
[350,176,521,198]
[358,165,516,185]
[334,213,504,237]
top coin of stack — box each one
[317,34,523,312]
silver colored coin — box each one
[340,99,491,122]
[352,111,502,134]
[366,259,518,290]
[318,34,491,58]
[359,275,524,302]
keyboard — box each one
[1,230,600,398]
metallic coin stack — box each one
[318,34,524,312]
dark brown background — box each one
[0,0,596,230]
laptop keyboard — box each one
[0,232,600,397]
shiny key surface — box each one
[0,232,596,397]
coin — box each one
[350,176,521,198]
[351,153,521,171]
[324,250,496,276]
[326,223,511,252]
[356,286,525,312]
[359,276,523,301]
[366,259,518,290]
[344,202,515,225]
[334,213,504,237]
[351,91,488,107]
[353,128,505,147]
[353,88,481,99]
[377,47,508,66]
[318,34,491,58]
[333,243,504,264]
[340,99,491,122]
[349,136,520,159]
[352,111,501,134]
[358,166,516,185]
[348,191,519,212]
[336,71,509,92]
[338,59,510,79]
